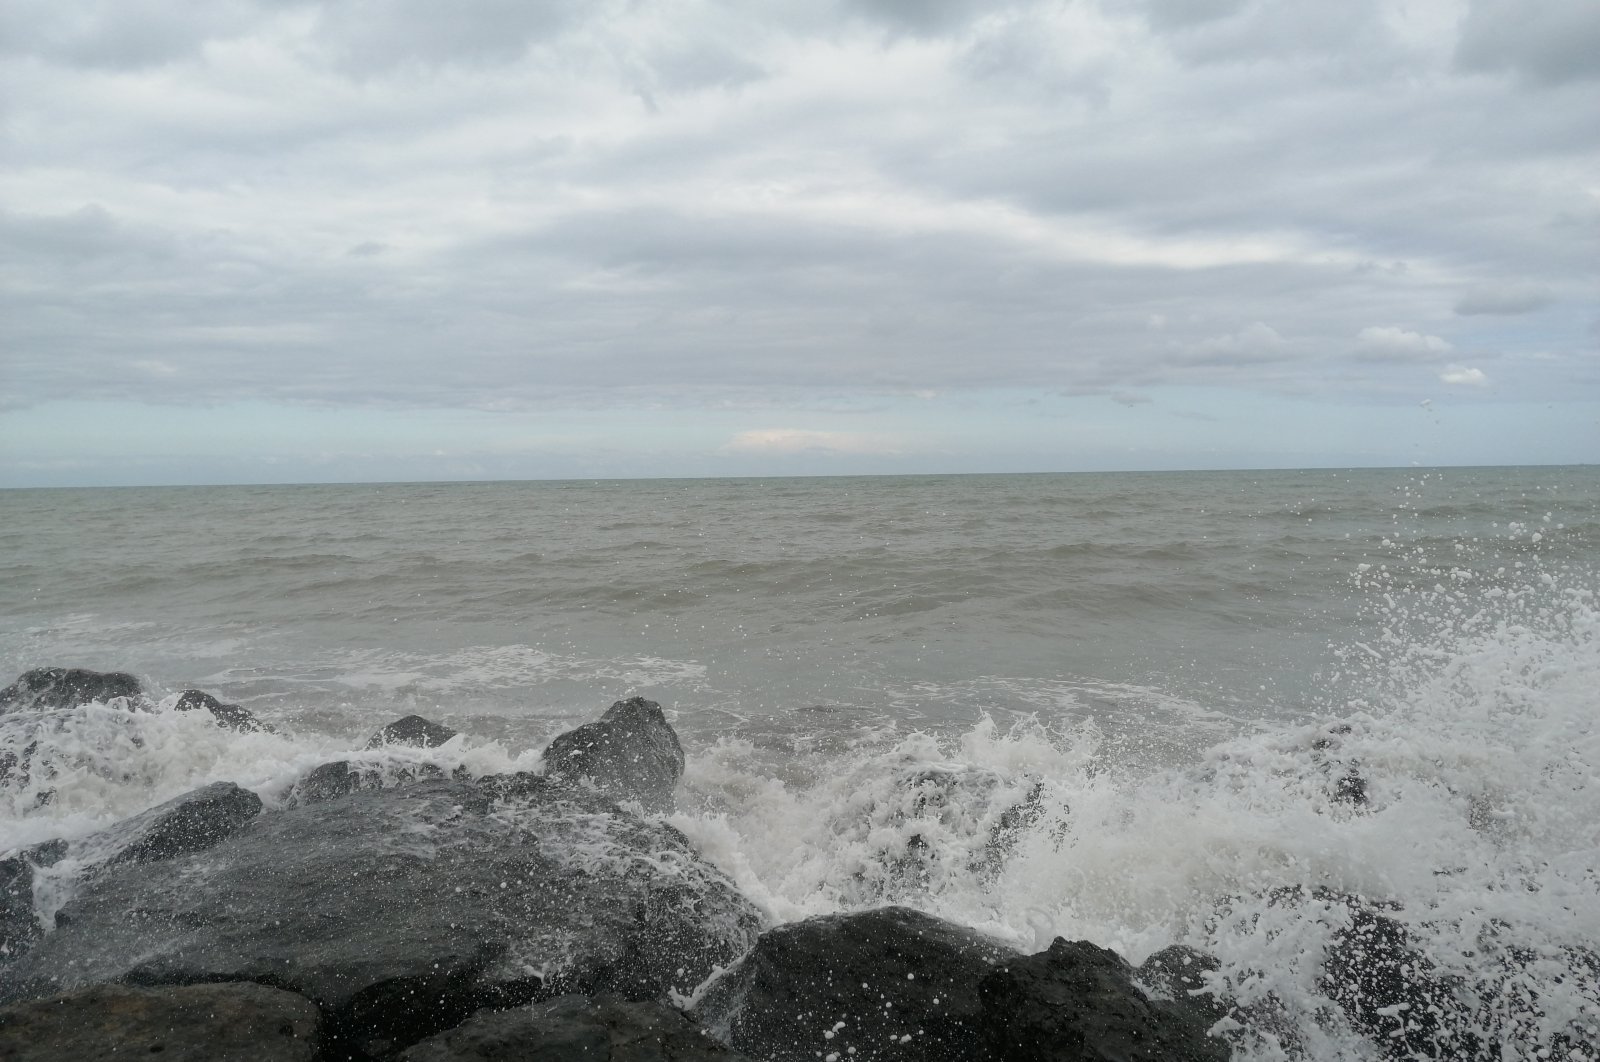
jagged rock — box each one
[1310,890,1481,1060]
[291,760,362,804]
[93,781,263,868]
[173,689,267,732]
[977,938,1231,1062]
[1137,945,1229,1027]
[0,669,142,714]
[692,905,1016,1062]
[543,698,684,812]
[367,714,459,749]
[0,981,320,1061]
[3,777,763,1057]
[287,759,448,806]
[1,842,65,963]
[399,995,753,1061]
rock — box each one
[543,698,685,812]
[286,759,447,806]
[1310,890,1481,1060]
[0,981,320,1061]
[399,995,752,1061]
[93,781,263,868]
[976,938,1231,1062]
[173,689,267,732]
[290,760,362,804]
[1136,945,1229,1029]
[1,842,65,963]
[692,905,1016,1062]
[367,714,459,749]
[3,777,763,1057]
[0,669,142,714]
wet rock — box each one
[367,714,459,749]
[287,759,448,806]
[174,689,267,732]
[1136,945,1229,1027]
[692,905,1016,1062]
[291,759,362,804]
[3,777,763,1057]
[95,781,263,868]
[543,698,684,812]
[1311,890,1481,1060]
[0,669,142,714]
[399,995,752,1061]
[1138,944,1295,1053]
[0,842,65,963]
[0,981,320,1061]
[977,938,1231,1062]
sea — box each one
[2,466,1597,1059]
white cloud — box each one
[719,429,910,456]
[1356,326,1452,361]
[1439,365,1490,387]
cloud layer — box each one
[1,0,1596,478]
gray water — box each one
[3,467,1596,756]
[3,466,1599,1059]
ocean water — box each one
[2,466,1597,1058]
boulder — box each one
[2,776,763,1058]
[0,669,142,714]
[692,905,1016,1062]
[0,981,320,1061]
[367,714,459,749]
[976,938,1230,1062]
[173,689,267,732]
[1,842,65,963]
[286,759,448,806]
[398,995,752,1061]
[1311,890,1480,1060]
[92,781,263,868]
[543,698,684,812]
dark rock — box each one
[398,995,752,1061]
[1310,890,1481,1060]
[94,781,263,868]
[287,759,447,806]
[1,842,65,963]
[173,689,267,732]
[3,777,763,1057]
[0,669,142,714]
[692,905,1016,1062]
[367,714,459,749]
[0,981,320,1061]
[291,760,361,804]
[977,938,1230,1062]
[1136,945,1229,1029]
[543,698,684,812]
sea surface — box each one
[3,466,1597,1058]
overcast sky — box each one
[1,0,1597,486]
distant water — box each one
[3,467,1598,1058]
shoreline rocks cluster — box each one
[3,667,1594,1060]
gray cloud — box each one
[0,0,1595,427]
[1454,284,1554,316]
[1455,0,1600,84]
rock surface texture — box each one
[366,714,459,749]
[2,776,763,1057]
[173,688,266,731]
[399,995,753,1061]
[692,906,1017,1062]
[542,697,685,812]
[0,668,143,714]
[0,981,321,1061]
[977,938,1231,1062]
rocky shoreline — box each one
[0,668,1592,1060]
